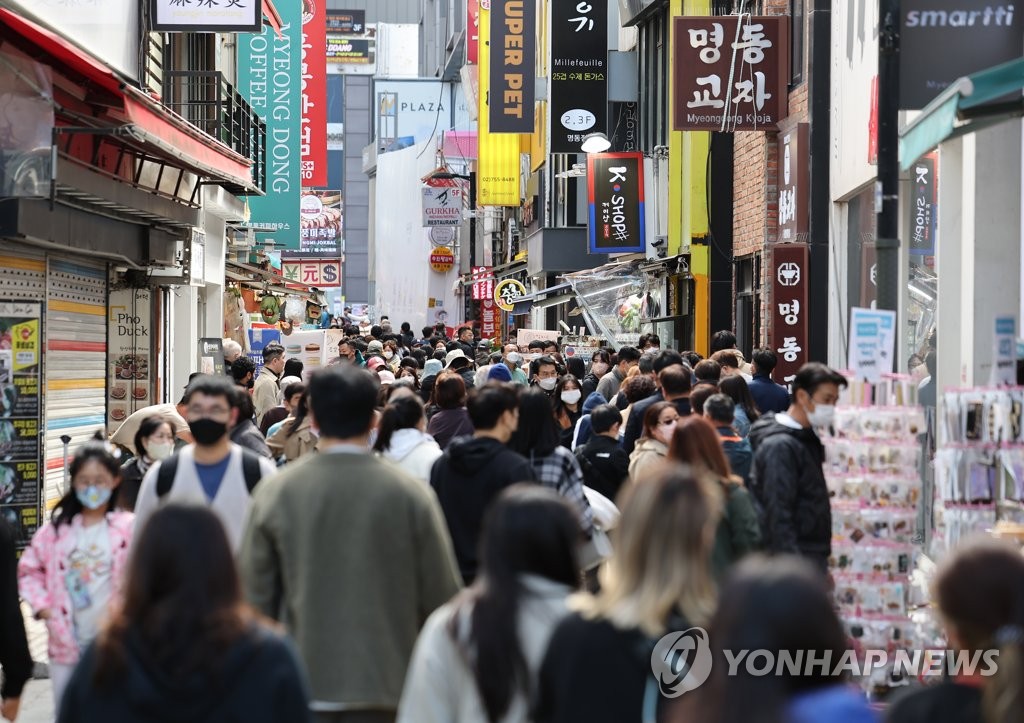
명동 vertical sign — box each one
[586,152,646,254]
[550,0,608,153]
[770,244,809,383]
[238,0,302,249]
[909,152,937,256]
[489,0,536,133]
[778,123,809,242]
[301,0,328,187]
[672,16,789,132]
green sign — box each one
[238,5,302,249]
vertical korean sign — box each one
[239,1,302,249]
[777,123,809,242]
[586,152,645,253]
[477,4,521,207]
[0,302,41,549]
[467,0,480,64]
[672,16,788,131]
[107,289,152,435]
[550,0,608,153]
[489,0,535,133]
[910,152,937,256]
[301,0,327,186]
[770,244,809,384]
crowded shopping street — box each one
[1,0,1024,721]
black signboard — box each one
[326,10,365,34]
[550,0,608,153]
[326,37,372,64]
[909,153,937,256]
[900,1,1023,109]
[587,152,645,253]
[490,0,536,133]
[609,102,640,152]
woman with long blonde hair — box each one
[533,464,721,723]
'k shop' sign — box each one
[586,152,645,254]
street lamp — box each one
[580,132,611,154]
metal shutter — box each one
[0,245,46,301]
[45,257,107,507]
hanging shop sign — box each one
[107,288,153,435]
[239,0,302,250]
[286,190,342,258]
[900,1,1022,110]
[301,0,328,187]
[326,9,364,33]
[609,102,640,153]
[777,123,809,242]
[467,0,480,64]
[422,185,464,227]
[494,279,527,312]
[586,152,646,254]
[471,266,495,301]
[550,0,609,153]
[429,247,456,273]
[489,0,536,133]
[151,0,259,32]
[909,153,937,256]
[672,16,789,132]
[198,338,226,377]
[848,307,897,383]
[477,6,521,206]
[0,301,41,549]
[282,260,342,288]
[481,298,500,340]
[769,244,809,384]
[429,226,457,247]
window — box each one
[638,7,669,152]
[790,0,805,85]
[735,254,762,356]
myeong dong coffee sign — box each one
[672,16,789,132]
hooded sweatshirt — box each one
[382,428,442,483]
[58,625,311,723]
[430,437,537,584]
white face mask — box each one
[384,351,394,360]
[561,390,582,405]
[806,402,836,429]
[147,441,174,461]
[538,377,557,391]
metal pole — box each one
[875,0,901,316]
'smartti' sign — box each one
[769,243,809,384]
[422,186,464,227]
[489,0,536,133]
[672,16,788,132]
[586,152,645,254]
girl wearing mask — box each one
[118,416,174,511]
[384,339,401,373]
[581,350,612,400]
[19,440,134,708]
[627,402,678,481]
[553,375,584,449]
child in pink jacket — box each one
[18,441,134,708]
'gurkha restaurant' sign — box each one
[587,152,645,254]
[770,243,809,384]
[673,16,788,132]
[152,0,260,32]
[551,0,608,153]
[490,0,536,133]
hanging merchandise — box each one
[223,287,250,352]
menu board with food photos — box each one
[107,288,153,433]
[0,301,42,549]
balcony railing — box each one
[162,70,266,194]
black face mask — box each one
[246,378,255,389]
[189,418,228,445]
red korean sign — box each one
[769,243,809,384]
[481,298,500,340]
[467,0,479,64]
[301,0,327,186]
[471,266,495,301]
[672,16,789,132]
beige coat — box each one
[628,438,669,482]
[266,415,318,461]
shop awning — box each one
[510,282,575,314]
[900,57,1024,171]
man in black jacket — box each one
[748,362,847,573]
[576,404,630,501]
[430,383,537,584]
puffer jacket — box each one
[748,414,831,561]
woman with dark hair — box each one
[581,350,612,400]
[887,537,1024,723]
[19,440,133,708]
[552,375,584,449]
[118,415,174,511]
[56,505,311,722]
[374,395,442,483]
[675,555,874,723]
[668,416,761,578]
[565,356,586,383]
[397,486,580,723]
[509,388,594,541]
[427,371,475,450]
[283,358,304,380]
[267,390,318,462]
[627,401,678,481]
[718,374,760,437]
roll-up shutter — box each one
[45,258,107,507]
[0,245,46,301]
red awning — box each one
[262,0,284,38]
[0,7,256,192]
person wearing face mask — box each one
[747,362,848,574]
[628,402,679,481]
[532,355,560,397]
[134,376,277,553]
[580,350,611,399]
[253,343,287,425]
[118,416,175,511]
[553,375,584,449]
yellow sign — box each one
[494,279,527,312]
[477,6,521,207]
[429,246,456,273]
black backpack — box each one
[156,449,264,498]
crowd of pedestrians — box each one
[0,321,1018,723]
